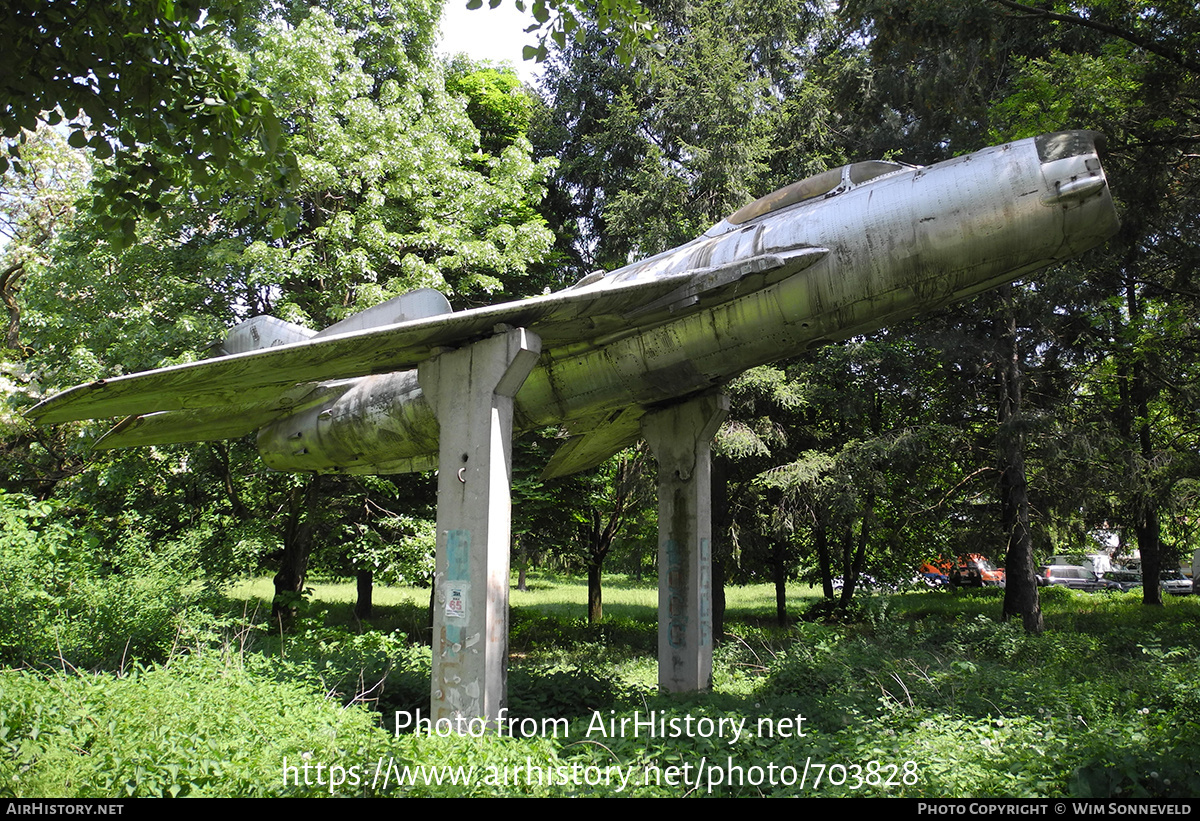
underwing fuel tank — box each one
[29,131,1120,478]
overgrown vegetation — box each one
[2,565,1196,798]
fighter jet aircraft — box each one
[28,130,1120,477]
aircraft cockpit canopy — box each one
[572,158,918,289]
[722,160,913,229]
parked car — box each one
[918,562,950,588]
[1038,564,1105,592]
[1099,569,1142,593]
[1160,570,1193,596]
[1049,553,1114,576]
[949,555,1006,588]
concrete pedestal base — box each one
[418,327,541,725]
[641,393,729,692]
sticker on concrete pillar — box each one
[665,539,688,649]
[445,583,470,621]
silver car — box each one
[1038,565,1104,592]
[1160,570,1194,596]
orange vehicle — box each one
[922,554,1005,588]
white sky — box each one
[436,1,544,87]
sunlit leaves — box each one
[0,0,302,246]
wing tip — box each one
[24,379,111,426]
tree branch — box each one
[989,0,1200,74]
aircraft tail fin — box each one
[313,289,452,339]
[213,289,453,357]
[212,316,315,357]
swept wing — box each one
[28,249,828,427]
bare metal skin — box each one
[29,131,1119,477]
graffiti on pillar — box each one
[446,529,470,578]
[699,537,712,648]
[434,528,472,719]
[665,538,688,649]
[443,529,471,644]
[433,614,465,721]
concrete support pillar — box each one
[418,327,541,726]
[641,392,729,693]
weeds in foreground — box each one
[1,576,1198,797]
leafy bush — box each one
[3,567,1199,797]
[345,514,436,588]
[0,652,392,797]
[508,664,647,718]
[0,491,197,669]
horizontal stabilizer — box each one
[93,381,356,449]
[626,247,828,319]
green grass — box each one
[5,573,1200,797]
[227,572,822,625]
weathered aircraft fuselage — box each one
[253,131,1119,476]
[24,130,1121,719]
[30,131,1119,478]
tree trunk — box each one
[272,475,321,630]
[1118,275,1164,606]
[773,540,787,626]
[355,569,373,620]
[1136,502,1164,606]
[996,286,1044,634]
[580,449,644,624]
[838,493,873,611]
[515,535,528,592]
[211,442,248,518]
[815,514,834,599]
[816,516,835,600]
[1,261,25,353]
[587,561,603,623]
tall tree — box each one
[985,0,1200,604]
[8,0,557,616]
[1,0,298,241]
[0,127,90,354]
[995,285,1043,633]
[534,0,841,274]
[0,0,658,241]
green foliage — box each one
[445,59,536,159]
[534,0,842,274]
[344,513,436,588]
[255,618,433,717]
[0,0,299,243]
[191,6,556,308]
[0,490,204,670]
[2,0,568,619]
[0,0,658,244]
[7,0,1200,794]
[509,663,646,718]
[2,571,1199,797]
[0,653,391,797]
[497,0,658,65]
